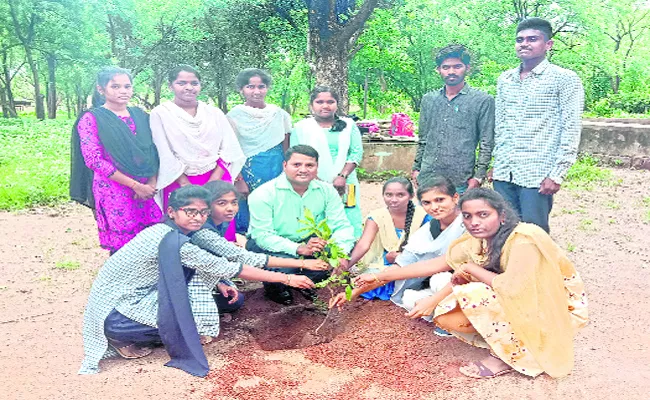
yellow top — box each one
[445,223,589,378]
[361,206,427,270]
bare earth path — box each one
[1,170,649,400]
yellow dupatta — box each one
[361,206,427,270]
[444,223,588,378]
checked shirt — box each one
[493,59,584,188]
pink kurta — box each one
[77,112,163,252]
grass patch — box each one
[564,154,613,191]
[560,208,587,215]
[566,242,576,252]
[644,210,650,224]
[605,201,620,210]
[357,168,408,182]
[0,117,73,210]
[54,260,81,270]
[643,197,650,207]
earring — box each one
[500,221,505,226]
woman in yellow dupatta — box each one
[404,188,588,379]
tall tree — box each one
[276,0,382,113]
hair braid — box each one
[398,201,416,252]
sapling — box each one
[297,208,353,333]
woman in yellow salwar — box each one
[400,188,588,379]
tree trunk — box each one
[46,54,57,119]
[25,47,45,119]
[312,48,351,114]
[217,84,228,114]
[0,85,9,118]
[1,55,18,118]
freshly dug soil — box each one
[248,303,343,351]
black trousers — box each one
[245,238,330,293]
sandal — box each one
[200,335,214,345]
[459,361,514,379]
[108,339,153,359]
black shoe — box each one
[265,289,294,305]
[298,288,318,301]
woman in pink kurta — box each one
[71,67,162,253]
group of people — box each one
[76,17,588,381]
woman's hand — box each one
[329,292,348,310]
[216,282,240,304]
[133,182,156,200]
[385,251,400,264]
[451,262,478,286]
[405,295,440,319]
[333,176,346,195]
[285,274,315,289]
[177,174,192,187]
[302,259,330,271]
[234,178,250,198]
[354,273,382,288]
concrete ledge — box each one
[360,119,650,173]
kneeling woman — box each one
[331,177,464,313]
[411,189,588,378]
[79,185,314,377]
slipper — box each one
[459,361,514,379]
[108,339,153,359]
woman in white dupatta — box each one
[151,65,245,241]
[227,69,291,233]
[291,86,364,238]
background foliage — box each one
[1,0,650,119]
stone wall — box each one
[360,119,650,172]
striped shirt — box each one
[493,59,584,188]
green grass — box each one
[566,242,576,252]
[644,210,650,224]
[564,154,613,191]
[0,117,73,210]
[578,218,595,231]
[54,260,81,270]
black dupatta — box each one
[69,107,159,209]
[157,220,209,377]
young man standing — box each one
[492,18,584,233]
[412,44,494,193]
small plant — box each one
[55,260,81,270]
[605,201,620,210]
[357,168,408,182]
[608,219,616,225]
[566,242,576,252]
[642,197,650,207]
[644,210,650,224]
[578,218,595,231]
[298,208,353,333]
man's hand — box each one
[297,237,327,256]
[539,178,561,195]
[216,282,240,304]
[333,176,347,195]
[467,178,481,189]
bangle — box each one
[300,259,305,272]
[371,273,381,283]
[130,181,139,189]
[286,274,292,285]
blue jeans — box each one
[493,180,553,233]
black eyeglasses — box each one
[178,208,211,218]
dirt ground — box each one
[1,171,650,400]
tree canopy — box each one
[1,0,649,119]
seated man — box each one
[247,145,356,304]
